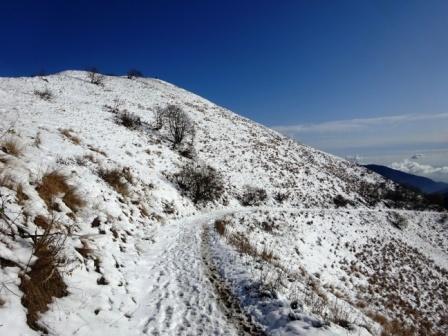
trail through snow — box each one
[129,210,245,336]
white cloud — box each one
[274,112,448,134]
[390,159,448,182]
[273,112,448,151]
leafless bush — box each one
[115,111,142,130]
[104,98,124,114]
[164,105,194,147]
[239,185,267,206]
[87,67,104,86]
[273,191,289,203]
[33,88,53,101]
[175,162,224,203]
[333,194,352,208]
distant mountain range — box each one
[364,164,448,195]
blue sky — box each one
[1,0,447,181]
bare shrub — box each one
[104,98,124,114]
[36,171,85,212]
[87,67,104,86]
[1,137,24,157]
[115,111,142,130]
[59,128,81,145]
[127,69,143,79]
[20,218,68,332]
[333,194,352,208]
[239,185,267,206]
[33,88,53,101]
[175,162,224,203]
[164,105,194,147]
[273,191,289,203]
[98,167,133,197]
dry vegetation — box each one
[98,167,134,197]
[59,128,81,145]
[19,217,68,332]
[351,237,448,336]
[33,88,53,101]
[36,170,85,213]
[1,137,24,157]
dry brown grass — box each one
[75,239,94,259]
[36,171,85,213]
[1,138,24,157]
[227,232,257,256]
[15,184,29,205]
[34,215,50,230]
[19,220,68,332]
[59,128,81,145]
[62,187,86,213]
[98,167,133,197]
[214,218,228,236]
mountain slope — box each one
[0,71,446,336]
[364,164,448,194]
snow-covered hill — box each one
[0,71,446,336]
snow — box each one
[0,71,446,335]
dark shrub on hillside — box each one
[127,69,144,79]
[333,194,351,208]
[239,185,267,206]
[34,88,53,101]
[175,162,224,203]
[87,67,105,86]
[273,191,289,203]
[115,111,142,130]
[164,105,194,147]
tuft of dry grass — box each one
[75,239,94,259]
[34,215,50,230]
[1,137,24,157]
[36,171,85,213]
[19,220,68,332]
[226,232,258,257]
[62,187,86,213]
[214,218,228,236]
[15,184,29,205]
[59,128,81,145]
[98,167,133,197]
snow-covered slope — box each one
[0,71,446,336]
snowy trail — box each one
[129,210,246,336]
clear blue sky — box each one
[1,0,448,180]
